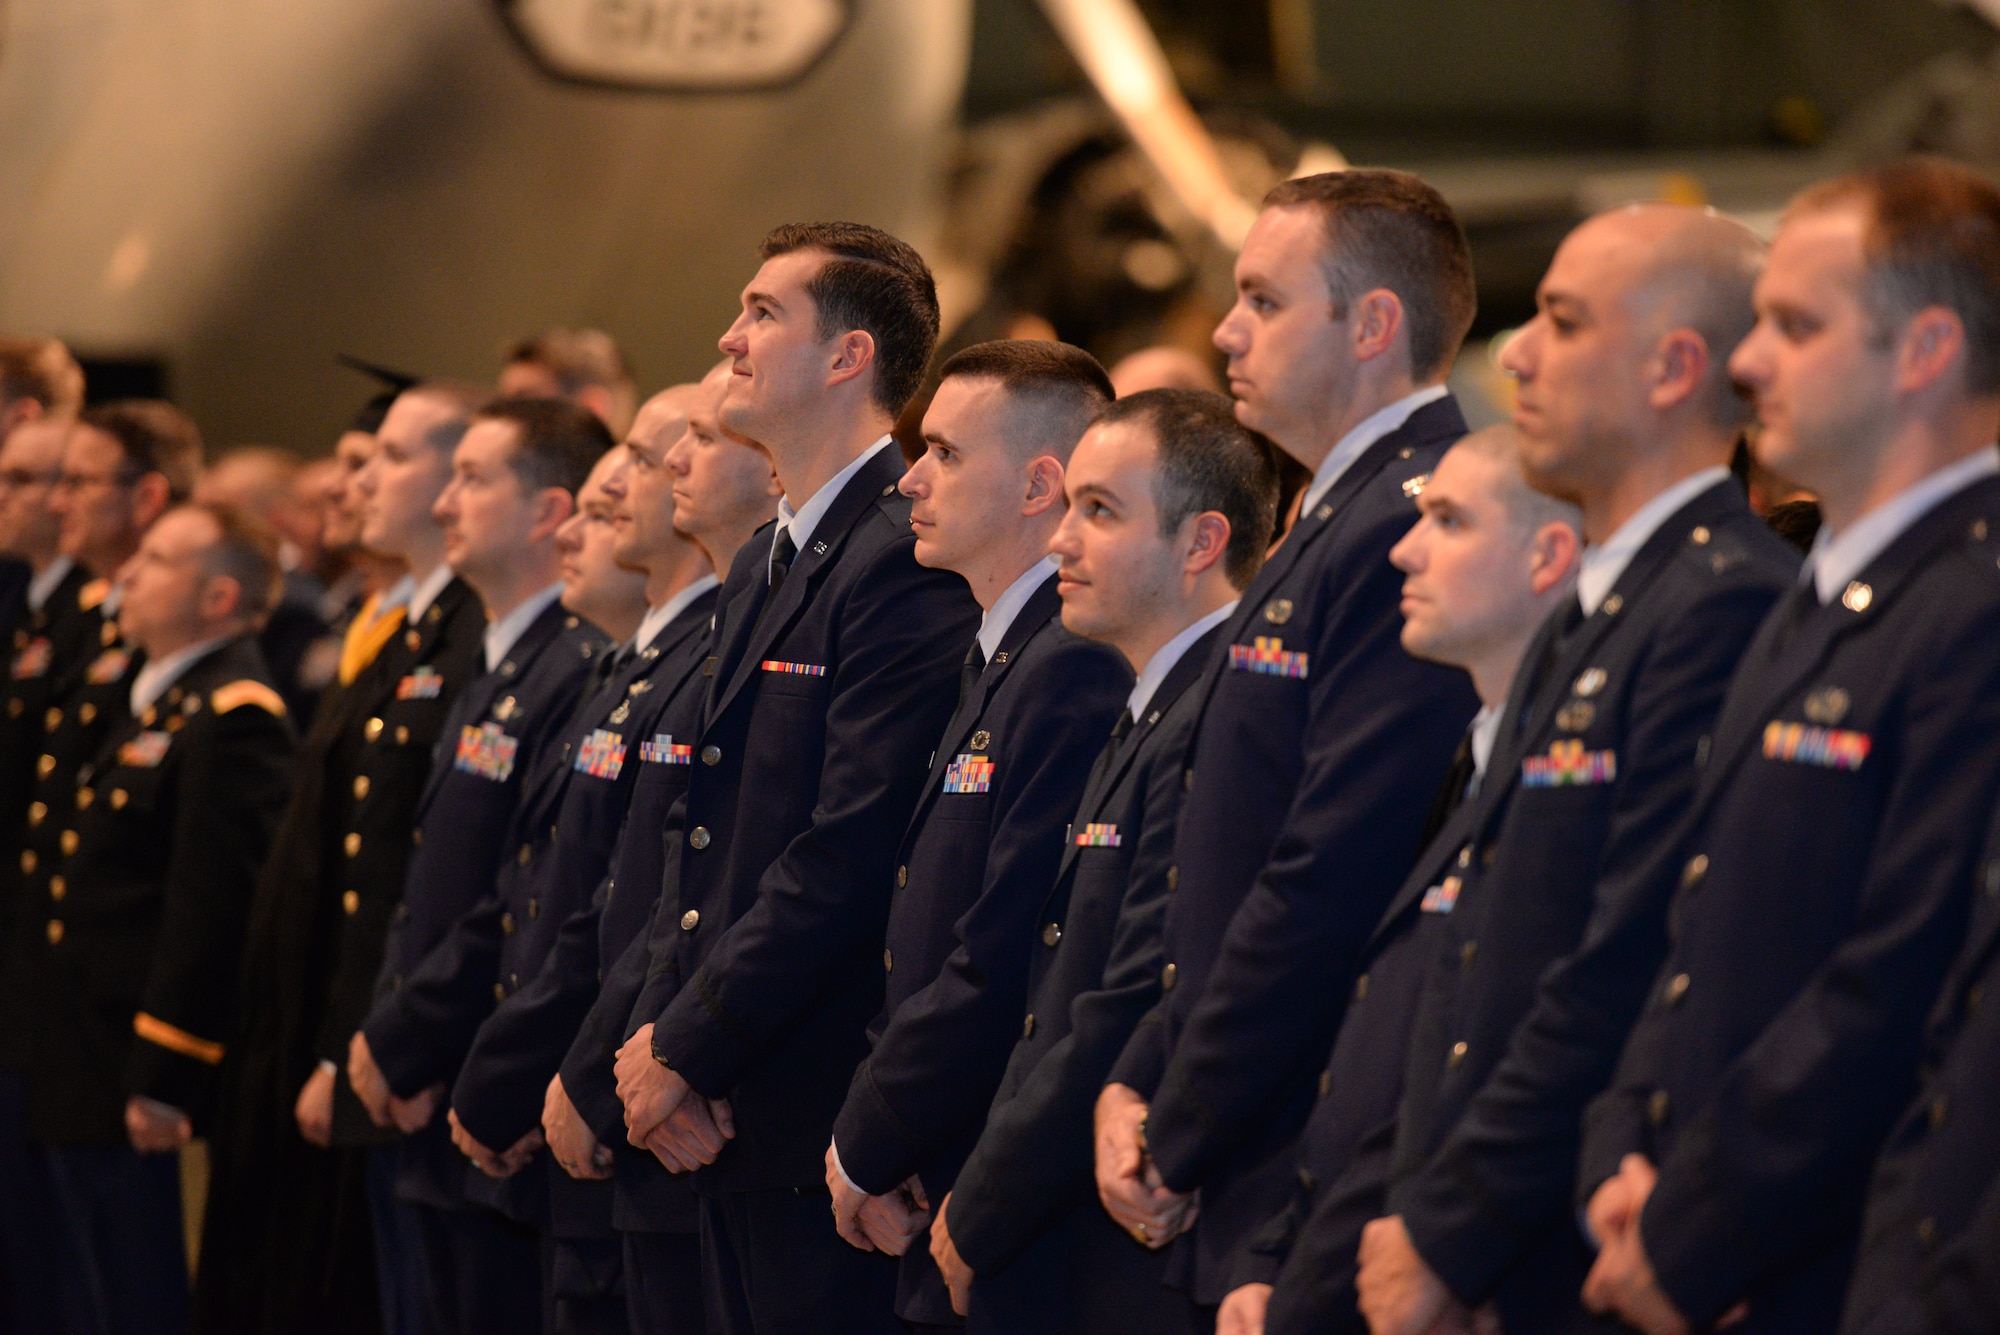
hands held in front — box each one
[1581,1154,1739,1335]
[1355,1215,1497,1335]
[543,1073,613,1180]
[1093,1082,1197,1250]
[1218,1282,1272,1335]
[448,1107,544,1178]
[929,1191,974,1315]
[615,1022,734,1172]
[825,1142,930,1255]
[295,1062,335,1147]
[125,1096,191,1154]
[346,1031,443,1133]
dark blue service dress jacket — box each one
[1109,393,1478,1302]
[636,446,982,1194]
[832,571,1131,1324]
[362,598,606,1206]
[1580,470,2000,1332]
[449,586,717,1232]
[949,622,1227,1335]
[1844,794,2000,1334]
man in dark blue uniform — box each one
[821,340,1131,1328]
[1576,158,2000,1335]
[1093,169,1480,1318]
[1842,796,2000,1334]
[1345,207,1799,1335]
[926,388,1280,1333]
[541,367,779,1335]
[1215,424,1586,1335]
[14,502,294,1334]
[442,386,723,1334]
[611,223,980,1335]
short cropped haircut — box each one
[0,337,84,418]
[1788,156,2000,395]
[760,222,941,418]
[78,400,203,502]
[1448,424,1582,535]
[474,396,613,496]
[1095,389,1280,589]
[936,340,1113,461]
[183,502,283,624]
[503,327,634,396]
[1262,170,1477,381]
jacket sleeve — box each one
[947,731,1185,1275]
[565,915,658,1146]
[1641,613,2000,1326]
[650,548,976,1096]
[451,885,606,1151]
[1919,1169,2000,1334]
[125,703,296,1120]
[1396,579,1778,1302]
[1146,540,1473,1192]
[833,643,1129,1194]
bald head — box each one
[1567,205,1766,428]
[1109,346,1223,397]
[628,383,702,453]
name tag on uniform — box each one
[574,728,626,780]
[1521,739,1617,788]
[639,734,691,765]
[760,659,826,677]
[397,667,443,700]
[1228,636,1309,679]
[117,730,172,768]
[453,722,518,782]
[10,637,50,680]
[1762,720,1870,772]
[1420,875,1462,914]
[1074,822,1120,847]
[86,648,130,684]
[942,753,994,794]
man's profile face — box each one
[666,375,779,548]
[1212,206,1358,462]
[613,395,690,570]
[116,507,219,655]
[433,419,535,587]
[0,420,68,560]
[1050,420,1181,645]
[558,451,647,626]
[53,425,142,576]
[901,376,1048,576]
[357,393,456,563]
[1389,445,1547,671]
[717,248,840,444]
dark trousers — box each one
[39,1142,187,1335]
[410,1197,542,1335]
[542,1232,626,1335]
[967,1202,1199,1335]
[0,1072,59,1334]
[622,1230,704,1335]
[699,1191,900,1335]
[365,1146,430,1335]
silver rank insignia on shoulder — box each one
[1803,686,1850,725]
[1264,598,1293,625]
[1574,667,1607,697]
[1556,701,1595,733]
[969,729,992,752]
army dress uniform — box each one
[1106,390,1477,1306]
[14,634,294,1332]
[192,570,485,1335]
[359,588,605,1334]
[448,579,718,1334]
[631,440,981,1335]
[1579,456,2000,1332]
[1844,795,2000,1333]
[830,564,1132,1326]
[947,611,1232,1335]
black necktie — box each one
[1109,708,1134,742]
[1418,729,1478,851]
[768,528,798,599]
[959,642,987,710]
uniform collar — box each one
[1129,599,1237,719]
[27,556,73,613]
[1297,384,1449,520]
[773,434,896,576]
[635,572,721,651]
[976,557,1059,663]
[406,562,455,624]
[1804,446,2000,603]
[130,635,229,716]
[483,582,565,672]
[1468,702,1502,784]
[1577,466,1732,616]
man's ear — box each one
[1647,329,1712,414]
[1896,306,1967,397]
[826,330,878,393]
[1530,520,1583,595]
[1183,511,1232,578]
[530,487,577,542]
[200,573,245,625]
[130,472,172,530]
[1350,289,1407,366]
[1022,455,1066,518]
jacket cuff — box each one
[124,1015,223,1126]
[831,1064,920,1196]
[649,970,746,1099]
[1106,1013,1167,1100]
[362,999,442,1099]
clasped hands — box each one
[347,1031,443,1134]
[615,1022,734,1172]
[1092,1083,1198,1250]
[826,1145,931,1257]
[1581,1154,1742,1335]
[124,1096,191,1154]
